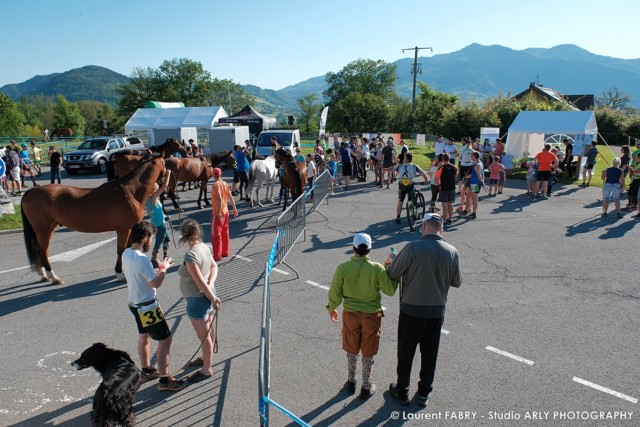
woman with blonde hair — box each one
[177,219,221,382]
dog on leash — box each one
[72,343,140,427]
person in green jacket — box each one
[327,233,397,400]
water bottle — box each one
[390,247,397,260]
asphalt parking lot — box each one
[0,167,637,426]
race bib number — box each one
[137,301,165,327]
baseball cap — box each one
[21,143,28,149]
[422,213,443,223]
[212,167,222,176]
[352,232,372,249]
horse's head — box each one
[223,150,237,170]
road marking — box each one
[441,329,450,335]
[572,377,638,403]
[0,238,116,274]
[271,267,289,275]
[485,346,535,365]
[234,254,253,262]
[306,280,386,310]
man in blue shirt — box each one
[234,144,251,200]
[339,142,352,189]
[581,141,603,187]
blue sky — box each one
[1,0,638,89]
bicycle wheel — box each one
[415,192,426,221]
[406,198,417,231]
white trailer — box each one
[205,126,250,154]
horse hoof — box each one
[52,278,64,285]
[40,276,51,283]
[258,203,264,207]
[115,272,127,283]
[179,209,185,213]
[197,206,204,210]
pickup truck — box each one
[63,136,145,175]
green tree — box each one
[117,66,167,117]
[17,94,55,131]
[207,78,255,114]
[414,83,459,135]
[159,58,213,106]
[296,93,321,133]
[596,86,634,112]
[324,59,397,130]
[440,99,500,139]
[53,95,85,135]
[77,100,103,135]
[336,92,388,133]
[387,96,413,133]
[595,106,629,145]
[0,93,25,136]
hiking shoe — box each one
[157,376,186,392]
[601,212,607,218]
[586,183,590,187]
[139,366,160,383]
[360,384,376,400]
[395,217,401,224]
[468,213,477,219]
[344,379,357,394]
[389,383,410,406]
[415,391,430,407]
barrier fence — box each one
[258,168,338,426]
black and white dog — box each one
[72,343,140,427]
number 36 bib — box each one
[137,301,165,327]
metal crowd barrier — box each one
[275,192,307,267]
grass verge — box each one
[0,203,22,231]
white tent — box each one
[506,111,597,159]
[125,106,228,146]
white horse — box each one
[247,155,278,207]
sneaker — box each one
[586,183,590,187]
[15,191,22,196]
[231,190,239,196]
[601,212,607,218]
[497,191,503,194]
[389,383,410,406]
[468,213,477,219]
[345,379,357,394]
[445,219,453,225]
[359,384,376,400]
[461,210,468,215]
[139,366,160,383]
[415,391,430,407]
[157,376,186,392]
[395,217,401,224]
[456,206,464,211]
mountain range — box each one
[3,44,640,111]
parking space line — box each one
[271,268,289,275]
[234,255,253,262]
[485,346,535,365]
[572,377,638,403]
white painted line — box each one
[306,280,329,291]
[271,267,290,275]
[49,237,117,262]
[305,280,387,310]
[572,377,638,404]
[441,329,450,335]
[234,254,253,262]
[0,237,117,274]
[485,346,535,366]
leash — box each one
[139,308,219,380]
[165,216,179,250]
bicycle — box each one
[405,182,426,231]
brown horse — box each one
[21,156,166,284]
[50,127,73,138]
[274,148,306,211]
[106,138,186,181]
[165,151,236,209]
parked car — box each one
[63,136,145,175]
[256,129,301,157]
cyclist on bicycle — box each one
[395,152,428,224]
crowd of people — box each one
[1,140,58,196]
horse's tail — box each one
[293,165,303,201]
[21,198,43,271]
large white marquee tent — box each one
[125,106,228,146]
[506,111,598,159]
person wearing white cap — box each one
[327,232,397,400]
[385,213,461,407]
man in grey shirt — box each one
[385,213,461,407]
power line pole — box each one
[402,46,432,137]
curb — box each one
[0,227,22,235]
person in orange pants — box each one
[210,168,238,261]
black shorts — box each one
[438,190,455,203]
[342,163,352,177]
[536,171,551,181]
[129,301,171,341]
[233,170,239,183]
[398,184,413,202]
[458,165,470,181]
[585,163,595,170]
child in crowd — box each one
[327,153,337,195]
[428,154,443,212]
[498,169,506,195]
[526,161,537,195]
[488,156,505,196]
